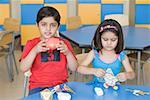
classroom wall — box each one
[0,0,149,45]
[0,0,10,29]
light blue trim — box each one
[44,0,66,3]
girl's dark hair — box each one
[36,6,61,26]
[92,19,124,54]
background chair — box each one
[0,30,16,82]
[128,51,150,84]
[69,53,92,82]
[3,18,20,75]
[66,16,82,30]
[3,18,20,49]
[104,14,129,26]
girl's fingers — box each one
[117,73,126,82]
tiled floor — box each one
[0,50,23,100]
[0,49,150,100]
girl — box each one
[77,19,135,84]
[20,6,78,95]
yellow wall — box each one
[135,24,150,29]
[21,0,44,4]
[136,0,150,4]
[21,25,40,45]
[78,4,100,24]
[0,4,10,24]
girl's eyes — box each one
[111,38,117,41]
[103,38,108,41]
[102,38,117,42]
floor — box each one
[0,48,150,100]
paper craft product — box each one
[63,84,75,94]
[103,68,119,90]
[126,89,150,96]
[94,87,104,96]
[57,92,71,100]
[46,37,60,50]
[40,89,53,100]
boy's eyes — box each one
[41,23,46,26]
[40,23,57,27]
[51,23,57,27]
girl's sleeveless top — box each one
[92,49,126,83]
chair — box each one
[66,16,82,30]
[128,51,150,84]
[23,53,91,97]
[23,70,31,97]
[71,53,92,82]
[22,31,60,97]
[3,18,20,74]
[0,30,16,82]
[104,14,129,26]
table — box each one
[60,26,150,85]
[22,82,150,100]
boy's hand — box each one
[94,68,106,78]
[35,40,49,53]
[116,72,127,82]
[56,41,70,55]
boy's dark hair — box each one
[36,6,61,26]
[92,19,124,54]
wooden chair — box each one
[3,18,20,48]
[104,14,129,26]
[128,51,150,84]
[2,18,20,75]
[0,30,16,82]
[66,16,82,30]
[70,53,92,82]
[3,18,20,33]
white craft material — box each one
[57,92,71,100]
[94,87,104,96]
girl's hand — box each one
[116,72,127,82]
[56,41,70,55]
[94,68,106,78]
[35,40,49,53]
